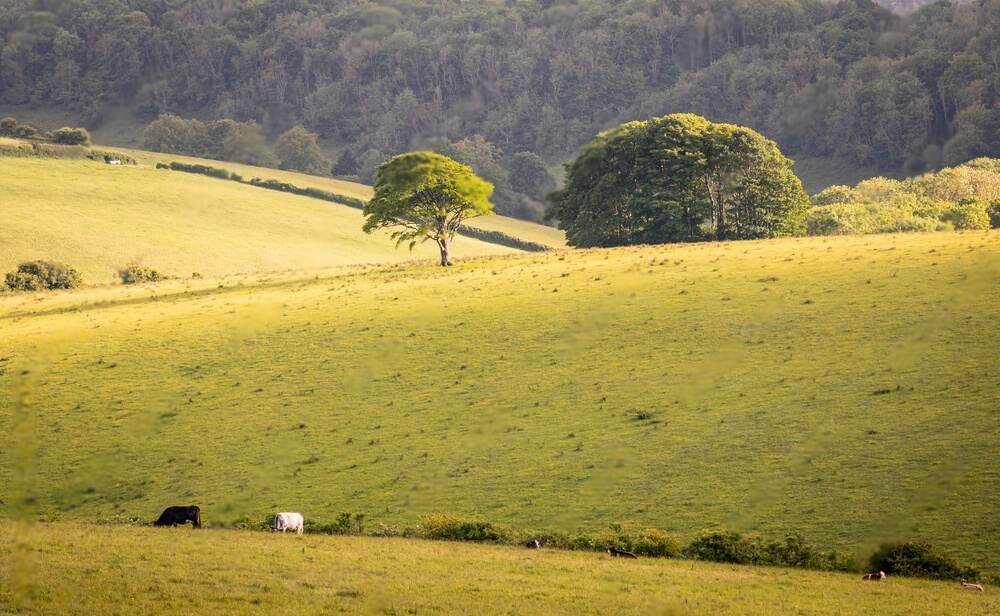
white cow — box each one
[273,512,304,534]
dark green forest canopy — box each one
[548,113,808,247]
[1,0,997,215]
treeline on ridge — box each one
[2,0,998,221]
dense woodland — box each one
[1,0,998,220]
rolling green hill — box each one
[2,522,995,615]
[1,231,997,573]
[0,153,563,284]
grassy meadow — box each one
[1,231,997,575]
[0,156,562,284]
[1,521,995,615]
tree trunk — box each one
[437,237,452,266]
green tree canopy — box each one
[363,151,494,266]
[547,114,808,247]
[275,125,329,175]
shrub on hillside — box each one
[168,161,234,180]
[684,530,762,564]
[989,200,1000,229]
[810,185,855,205]
[632,528,682,558]
[119,264,164,284]
[5,261,82,291]
[805,203,944,236]
[13,123,41,139]
[868,541,978,580]
[51,127,92,146]
[418,515,508,542]
[33,143,90,159]
[0,116,17,136]
[682,530,850,571]
[943,198,991,230]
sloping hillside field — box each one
[2,522,996,615]
[0,156,562,284]
[1,232,997,575]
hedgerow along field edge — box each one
[1,231,997,574]
[1,521,996,615]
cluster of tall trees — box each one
[143,114,327,173]
[549,114,808,246]
[1,0,997,219]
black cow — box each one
[607,546,637,559]
[154,505,201,528]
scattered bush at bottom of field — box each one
[127,510,994,581]
[418,514,510,542]
[118,264,165,284]
[5,260,82,291]
[868,541,979,581]
[683,530,851,571]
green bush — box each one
[868,541,978,580]
[944,198,991,230]
[684,530,762,564]
[51,126,92,146]
[0,116,16,136]
[805,203,944,236]
[418,514,508,542]
[168,161,235,180]
[5,261,82,291]
[989,200,1000,229]
[118,264,165,284]
[632,528,682,558]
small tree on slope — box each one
[363,151,494,266]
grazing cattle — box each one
[960,579,984,592]
[154,505,201,528]
[607,546,638,559]
[862,571,886,581]
[273,512,305,534]
[525,539,541,549]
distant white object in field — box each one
[960,579,984,592]
[273,512,304,534]
[862,571,886,581]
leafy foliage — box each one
[275,125,329,175]
[118,264,164,285]
[5,260,81,291]
[363,152,494,265]
[548,114,807,247]
[869,541,980,580]
[1,0,996,194]
[50,126,91,146]
[805,158,1000,234]
[144,115,277,167]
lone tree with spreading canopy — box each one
[363,151,494,266]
